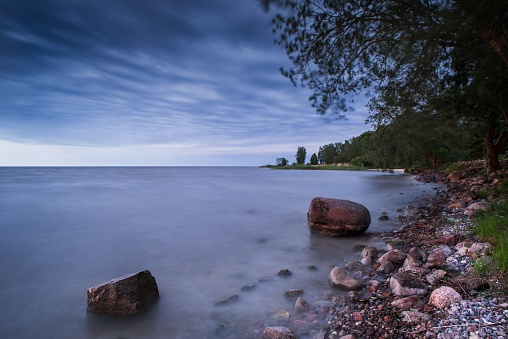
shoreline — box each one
[227,170,508,339]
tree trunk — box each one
[485,128,502,173]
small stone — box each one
[241,284,256,291]
[284,289,304,299]
[428,286,462,309]
[278,269,292,277]
[215,294,239,306]
[294,297,309,312]
[361,246,377,258]
[426,270,447,285]
[377,249,406,265]
[329,267,361,291]
[263,326,296,339]
[402,310,431,324]
[345,261,364,272]
[391,296,425,311]
[274,309,291,319]
[390,272,428,296]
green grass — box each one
[473,201,508,274]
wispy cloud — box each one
[0,0,371,165]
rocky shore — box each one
[227,167,508,339]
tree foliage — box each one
[270,0,508,172]
[296,146,307,164]
[310,152,319,164]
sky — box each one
[0,0,372,166]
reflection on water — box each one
[0,167,436,338]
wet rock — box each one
[274,310,291,320]
[377,249,406,265]
[294,297,309,312]
[407,247,427,262]
[426,269,447,285]
[428,286,462,309]
[360,256,373,266]
[263,326,296,339]
[307,197,371,236]
[215,294,239,306]
[389,272,428,296]
[345,260,364,272]
[277,269,292,277]
[391,296,425,311]
[448,171,464,181]
[284,289,304,299]
[378,261,396,273]
[402,310,431,324]
[241,284,256,292]
[329,267,361,291]
[361,246,377,258]
[86,270,159,315]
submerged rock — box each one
[307,197,371,236]
[263,326,296,339]
[87,270,159,315]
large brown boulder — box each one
[307,197,371,236]
[87,270,159,315]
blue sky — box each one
[0,0,371,166]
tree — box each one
[271,0,508,172]
[310,152,318,165]
[276,157,288,166]
[296,146,307,164]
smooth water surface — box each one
[0,167,437,338]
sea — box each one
[0,167,438,338]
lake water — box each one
[0,167,436,338]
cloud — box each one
[0,0,372,165]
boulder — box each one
[428,286,462,309]
[389,272,428,296]
[329,267,361,290]
[448,171,464,182]
[87,270,159,315]
[307,198,371,236]
[215,295,239,306]
[263,326,296,339]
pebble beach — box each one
[228,165,508,339]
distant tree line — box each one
[268,0,508,173]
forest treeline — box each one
[266,0,508,173]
